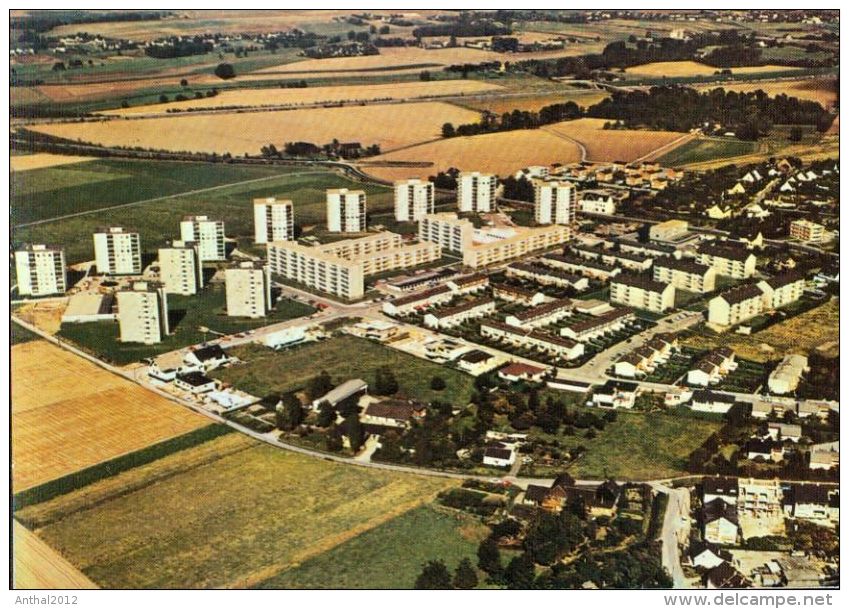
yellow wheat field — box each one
[30,101,481,155]
[10,153,99,172]
[102,80,503,116]
[11,340,208,491]
[624,61,803,78]
[693,77,838,109]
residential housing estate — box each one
[457,171,497,213]
[158,241,203,295]
[225,261,272,318]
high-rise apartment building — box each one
[253,197,294,244]
[457,172,497,213]
[14,244,67,296]
[394,179,435,222]
[180,215,226,261]
[117,281,170,344]
[93,226,142,275]
[326,188,367,233]
[225,261,272,318]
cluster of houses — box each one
[545,161,684,192]
[613,333,678,378]
[521,473,622,519]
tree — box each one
[415,560,452,589]
[374,366,399,395]
[789,126,803,142]
[306,370,333,400]
[214,63,236,80]
[276,393,304,431]
[441,122,456,138]
[313,400,334,427]
[419,70,432,81]
[430,376,446,391]
[159,94,169,103]
[345,413,365,451]
[477,537,502,578]
[504,553,536,589]
[453,558,478,589]
[325,430,343,452]
[180,78,188,87]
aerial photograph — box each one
[8,6,840,593]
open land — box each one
[28,102,480,155]
[257,504,488,589]
[457,89,611,114]
[656,137,758,167]
[10,153,98,172]
[12,521,98,589]
[19,433,454,588]
[682,298,839,362]
[623,61,804,78]
[212,335,477,404]
[11,340,208,491]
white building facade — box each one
[15,244,67,296]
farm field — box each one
[693,77,838,109]
[10,153,98,172]
[12,521,98,589]
[682,298,839,363]
[257,504,488,589]
[212,335,477,404]
[11,340,208,491]
[58,285,315,365]
[458,89,610,114]
[531,412,721,480]
[542,118,694,162]
[360,128,583,182]
[28,102,480,155]
[623,61,804,78]
[13,168,393,264]
[10,158,290,225]
[22,434,454,588]
[656,137,758,167]
[102,80,504,116]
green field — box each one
[11,159,292,225]
[656,137,757,166]
[17,433,453,588]
[213,335,477,404]
[257,504,488,589]
[13,163,393,264]
[57,284,315,365]
[10,320,40,345]
[527,411,721,480]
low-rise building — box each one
[541,252,620,280]
[311,379,368,410]
[745,438,784,462]
[481,320,584,360]
[423,297,496,329]
[497,362,550,383]
[767,354,808,395]
[592,380,638,409]
[703,476,739,506]
[491,283,548,306]
[702,498,740,545]
[691,390,736,414]
[483,444,517,468]
[808,442,839,471]
[174,371,217,394]
[456,349,499,376]
[183,344,232,371]
[789,219,825,243]
[505,298,574,329]
[610,274,675,313]
[738,478,783,517]
[361,399,425,429]
[649,219,689,243]
[653,257,716,293]
[382,285,454,316]
[560,306,635,341]
[578,190,618,215]
[765,422,802,443]
[505,261,589,290]
[686,347,736,386]
[696,242,756,279]
[447,273,489,295]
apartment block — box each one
[757,273,805,309]
[789,219,825,243]
[15,244,67,296]
[117,281,169,344]
[225,261,272,318]
[696,242,757,279]
[93,226,142,275]
[534,180,577,225]
[653,257,717,293]
[158,241,203,295]
[253,197,294,243]
[180,215,226,261]
[268,232,440,300]
[418,212,475,253]
[327,188,366,233]
[649,219,689,243]
[463,224,572,269]
[610,274,675,313]
[457,171,497,213]
[707,284,765,327]
[394,179,434,222]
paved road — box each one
[653,483,691,589]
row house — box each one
[617,237,676,259]
[446,273,489,295]
[382,284,453,316]
[480,320,585,361]
[691,390,736,414]
[612,332,677,378]
[686,347,736,386]
[540,252,621,281]
[423,297,496,329]
[561,306,635,342]
[767,354,808,395]
[491,282,549,306]
[505,298,574,329]
[505,261,589,290]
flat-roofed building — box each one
[534,180,577,225]
[269,232,440,300]
[789,219,825,243]
[394,179,434,222]
[463,224,571,269]
[180,215,226,262]
[418,212,475,253]
[457,171,497,213]
[93,226,141,275]
[15,244,67,296]
[158,241,203,295]
[653,257,717,293]
[327,188,366,233]
[253,197,294,244]
[708,284,767,327]
[423,297,496,329]
[768,354,808,395]
[650,219,689,243]
[225,261,271,318]
[696,242,756,279]
[117,280,169,344]
[610,273,675,313]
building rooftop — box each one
[612,273,670,293]
[499,362,548,377]
[717,283,765,305]
[654,256,711,275]
[697,241,753,262]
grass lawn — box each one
[13,163,393,264]
[213,335,477,404]
[528,411,721,480]
[657,137,757,167]
[19,434,454,589]
[57,284,315,365]
[11,321,40,345]
[256,504,488,589]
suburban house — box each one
[456,349,499,376]
[702,477,739,506]
[686,348,736,386]
[703,563,751,589]
[751,396,797,419]
[361,399,426,430]
[147,360,178,382]
[702,498,740,545]
[689,541,733,570]
[483,442,518,468]
[311,378,368,410]
[784,484,839,525]
[808,441,839,471]
[664,386,693,407]
[592,380,638,409]
[691,390,736,413]
[497,362,550,383]
[765,422,803,443]
[744,438,784,462]
[183,344,232,371]
[423,297,496,329]
[174,371,217,394]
